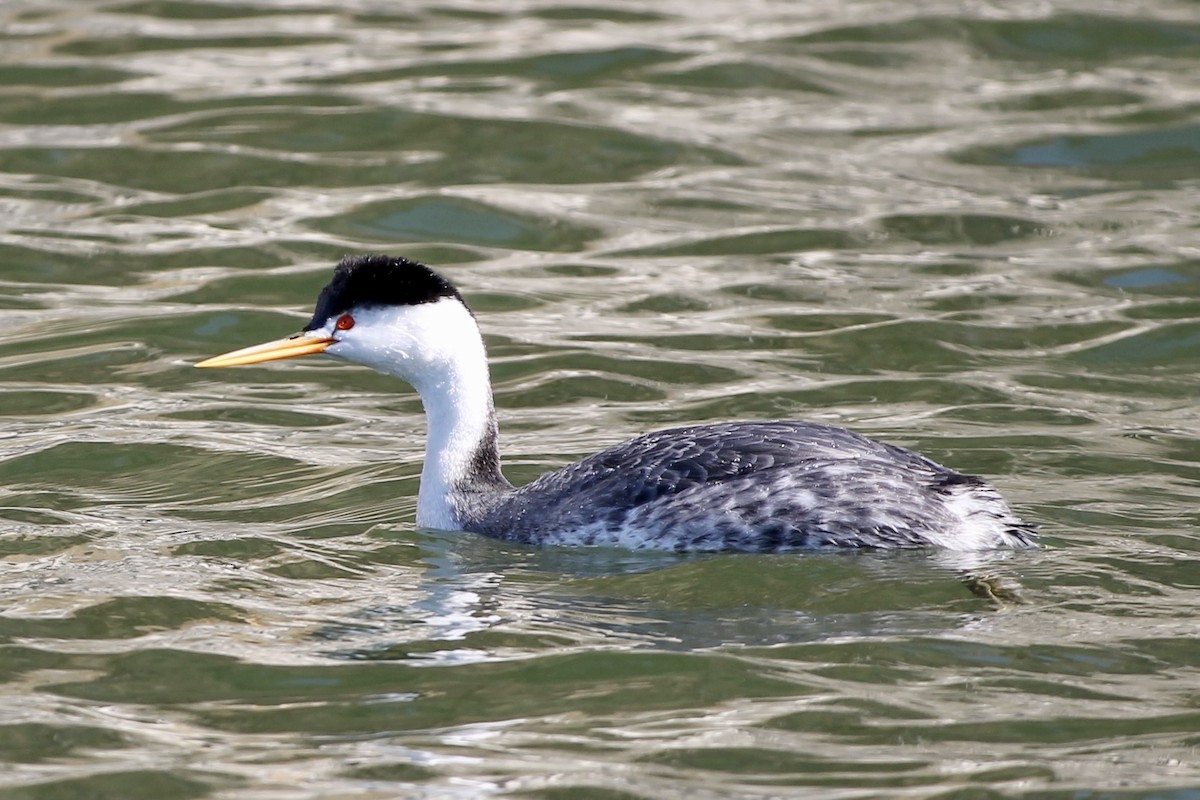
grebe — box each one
[196,255,1036,552]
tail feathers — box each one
[934,471,1038,549]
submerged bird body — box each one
[197,255,1036,553]
[466,421,1030,551]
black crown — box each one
[305,255,464,331]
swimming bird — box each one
[196,255,1036,552]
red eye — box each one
[336,314,355,331]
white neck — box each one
[322,299,509,530]
[411,338,502,529]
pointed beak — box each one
[195,334,336,368]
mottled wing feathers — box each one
[531,421,940,500]
[470,421,1032,550]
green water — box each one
[2,1,1200,797]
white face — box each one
[310,297,484,390]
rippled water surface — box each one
[2,1,1200,797]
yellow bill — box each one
[195,334,336,368]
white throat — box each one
[321,298,506,529]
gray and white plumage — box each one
[197,255,1037,553]
[466,421,1034,551]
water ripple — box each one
[2,0,1200,797]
